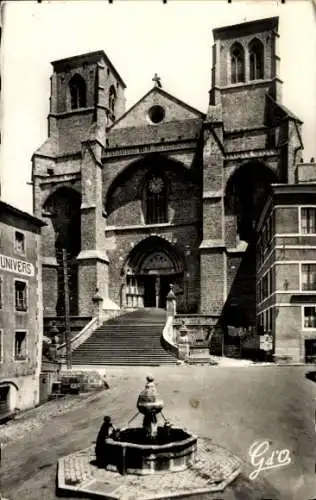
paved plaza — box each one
[1,365,316,499]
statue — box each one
[152,73,162,88]
[137,375,163,440]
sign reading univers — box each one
[0,254,35,277]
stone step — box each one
[72,308,176,366]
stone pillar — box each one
[166,284,176,317]
[77,138,109,316]
[200,124,225,315]
[92,288,104,326]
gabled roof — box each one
[108,86,205,131]
[0,200,46,227]
[213,17,279,40]
[266,94,303,124]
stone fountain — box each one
[57,375,242,499]
[102,375,197,475]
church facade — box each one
[32,17,303,333]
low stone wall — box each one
[44,316,92,339]
[103,427,197,475]
[57,308,127,357]
[161,315,178,358]
[173,314,220,345]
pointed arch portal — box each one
[122,236,184,309]
[43,187,81,316]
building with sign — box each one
[257,161,316,363]
[32,17,305,361]
[0,200,45,417]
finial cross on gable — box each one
[152,73,162,88]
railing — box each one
[57,308,126,358]
[57,316,98,357]
[100,308,126,325]
[161,315,178,358]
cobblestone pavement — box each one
[0,391,105,446]
[1,365,316,500]
[60,439,242,498]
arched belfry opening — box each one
[43,187,81,316]
[109,85,117,118]
[122,236,184,309]
[230,42,245,84]
[225,162,277,243]
[249,38,264,81]
[68,74,86,110]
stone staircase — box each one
[71,308,177,366]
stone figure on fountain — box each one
[137,375,164,441]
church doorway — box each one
[142,274,172,308]
[123,237,183,309]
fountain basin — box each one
[103,426,197,475]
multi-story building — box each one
[0,200,44,417]
[32,17,303,344]
[257,160,316,363]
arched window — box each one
[144,174,168,224]
[69,74,86,110]
[230,43,245,84]
[249,39,264,80]
[109,85,117,116]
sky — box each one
[1,0,316,213]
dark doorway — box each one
[159,276,170,308]
[143,276,157,307]
[305,339,316,363]
[0,386,10,416]
[124,236,184,310]
[142,274,172,308]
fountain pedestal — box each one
[100,375,197,475]
[57,375,242,498]
[137,375,163,441]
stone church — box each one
[32,17,303,330]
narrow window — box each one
[109,85,117,116]
[15,231,25,254]
[303,306,316,328]
[230,43,245,84]
[301,208,316,234]
[301,264,316,291]
[249,38,264,80]
[14,331,27,361]
[15,280,27,311]
[69,74,86,110]
[0,330,2,362]
[145,174,168,224]
[0,276,2,309]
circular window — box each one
[148,105,165,124]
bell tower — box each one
[32,51,126,317]
[49,50,126,141]
[209,17,282,111]
[200,17,302,324]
